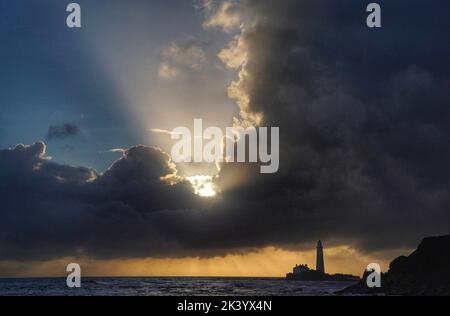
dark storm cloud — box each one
[201,0,450,252]
[0,142,201,260]
[1,0,450,261]
[46,123,80,141]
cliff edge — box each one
[339,235,450,295]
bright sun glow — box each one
[186,176,217,197]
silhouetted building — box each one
[316,240,325,274]
[286,240,359,281]
[293,264,310,274]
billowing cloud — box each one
[158,40,209,80]
[0,142,202,260]
[217,35,247,69]
[202,1,242,33]
[203,0,450,251]
[163,42,208,70]
[158,62,181,80]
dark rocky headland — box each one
[339,235,450,296]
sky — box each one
[0,0,449,277]
[0,0,237,171]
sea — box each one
[0,277,357,296]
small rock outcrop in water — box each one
[339,235,450,295]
